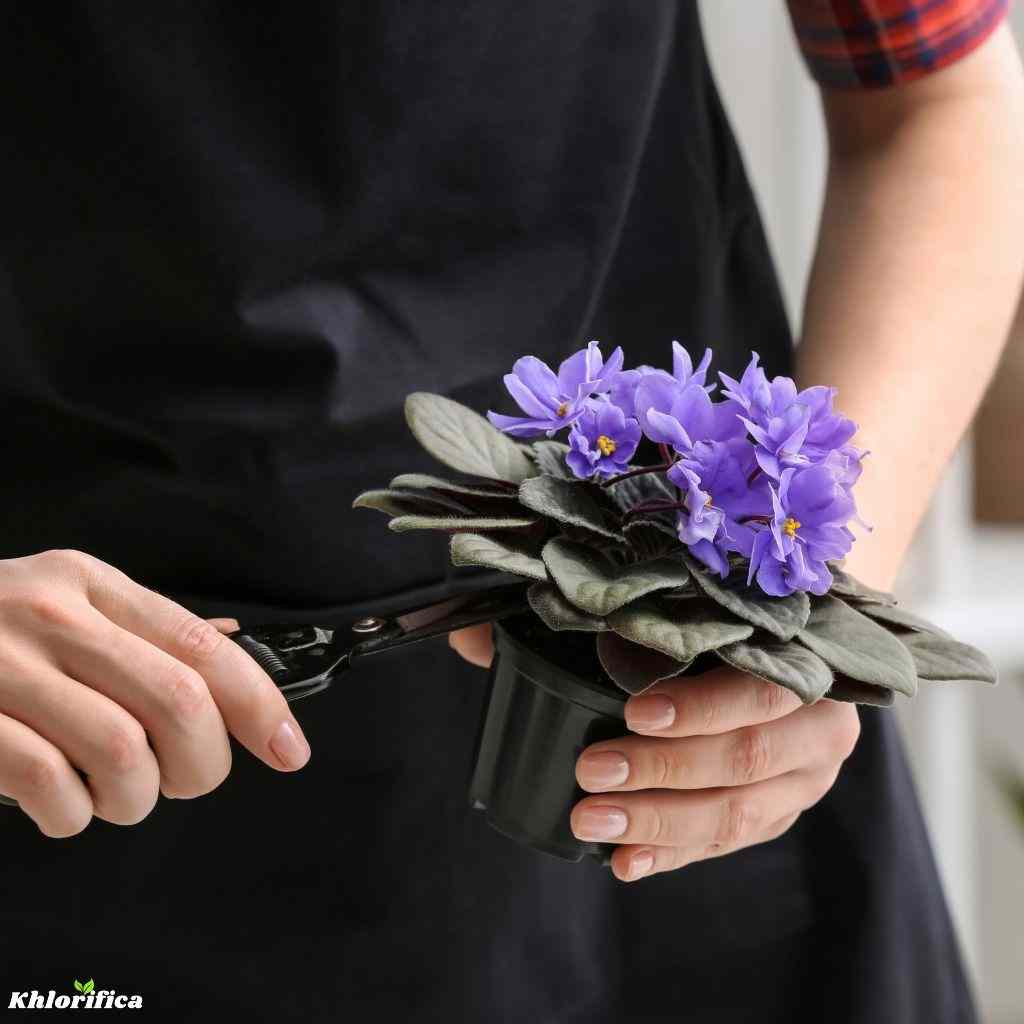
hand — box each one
[449,624,860,882]
[572,669,859,881]
[0,549,311,837]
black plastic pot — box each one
[468,613,627,864]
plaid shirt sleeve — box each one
[786,0,1010,89]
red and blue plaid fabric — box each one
[786,0,1009,88]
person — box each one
[1,2,1021,1020]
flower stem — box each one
[623,500,687,521]
[600,463,672,488]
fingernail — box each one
[576,750,629,790]
[625,694,675,732]
[573,806,628,841]
[270,720,311,770]
[629,850,655,880]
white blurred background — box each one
[698,4,1024,1021]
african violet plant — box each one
[354,341,996,706]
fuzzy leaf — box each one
[827,676,896,708]
[622,518,678,559]
[527,582,608,632]
[716,636,833,703]
[530,441,574,480]
[518,476,622,541]
[388,514,537,533]
[450,533,547,581]
[898,631,997,685]
[389,473,518,500]
[542,538,691,616]
[604,471,677,516]
[856,602,952,637]
[597,631,688,695]
[797,596,917,697]
[353,488,469,518]
[828,568,897,606]
[607,598,753,664]
[405,392,534,483]
[684,555,811,641]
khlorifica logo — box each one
[7,978,143,1010]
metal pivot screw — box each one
[352,616,385,634]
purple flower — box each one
[722,354,860,479]
[748,463,857,596]
[566,402,642,480]
[487,340,624,438]
[672,342,714,390]
[798,386,858,461]
[608,343,713,420]
[639,378,745,454]
[718,351,772,415]
[668,439,771,576]
[739,405,811,480]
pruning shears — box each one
[228,576,531,702]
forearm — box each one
[796,25,1024,590]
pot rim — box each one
[493,617,626,719]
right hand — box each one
[0,549,311,837]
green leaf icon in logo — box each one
[73,980,83,993]
[84,979,95,994]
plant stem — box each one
[600,463,672,488]
[623,500,688,522]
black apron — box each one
[1,4,976,1020]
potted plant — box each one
[355,341,996,863]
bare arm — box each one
[798,23,1024,590]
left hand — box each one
[449,624,861,883]
[572,667,860,881]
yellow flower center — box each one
[705,495,713,508]
[556,401,570,418]
[783,516,801,537]
[597,434,617,457]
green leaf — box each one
[527,582,608,632]
[898,631,997,685]
[541,538,691,616]
[404,392,534,483]
[607,597,753,664]
[530,441,574,480]
[684,555,811,641]
[388,514,537,533]
[828,567,897,606]
[856,602,952,637]
[597,631,688,694]
[518,476,622,541]
[74,981,83,993]
[450,533,547,581]
[84,980,95,995]
[827,676,896,707]
[797,596,917,697]
[622,518,678,559]
[716,636,833,704]
[352,488,469,518]
[389,473,518,500]
[603,471,677,516]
